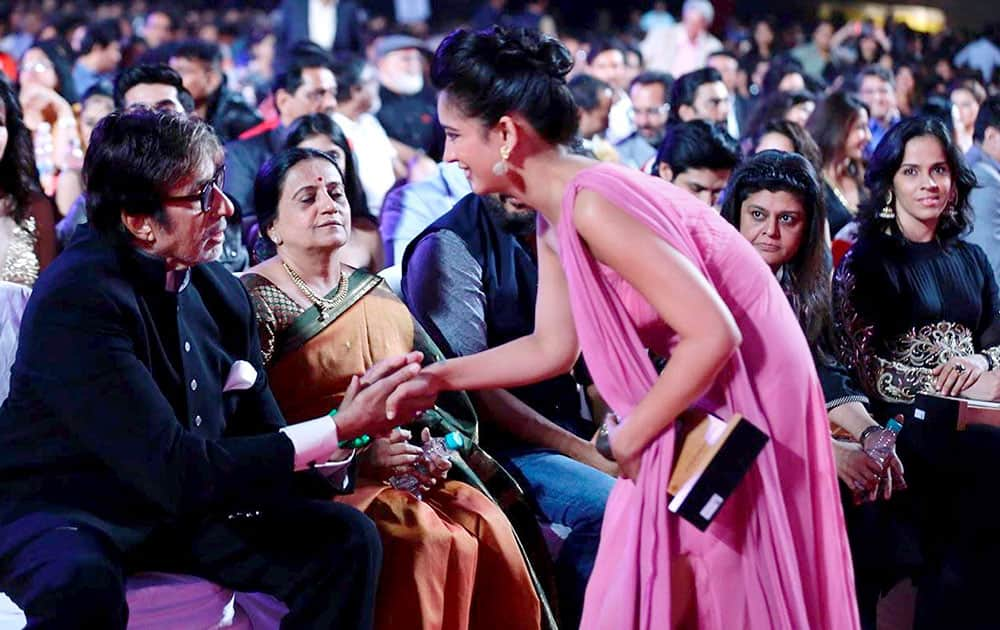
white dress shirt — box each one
[308,0,338,50]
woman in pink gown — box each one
[391,27,860,629]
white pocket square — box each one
[223,360,258,392]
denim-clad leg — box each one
[499,448,614,630]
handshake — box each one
[333,351,445,443]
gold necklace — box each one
[281,260,349,320]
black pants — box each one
[0,498,381,629]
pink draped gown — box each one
[552,164,859,630]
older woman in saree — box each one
[240,147,543,630]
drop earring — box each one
[878,191,896,220]
[944,191,958,217]
[492,145,511,176]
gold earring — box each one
[878,191,895,220]
[492,145,511,176]
[270,230,283,246]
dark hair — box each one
[0,77,42,221]
[858,64,894,89]
[271,42,336,97]
[330,52,367,103]
[754,119,824,175]
[950,78,987,105]
[585,37,626,66]
[84,107,221,239]
[654,120,741,177]
[113,64,190,111]
[720,150,831,348]
[145,7,179,31]
[707,50,738,64]
[81,80,114,105]
[80,19,121,56]
[973,95,1000,143]
[629,70,673,99]
[743,90,816,144]
[858,116,976,244]
[760,56,805,95]
[22,39,79,103]
[170,39,222,69]
[668,67,723,124]
[284,113,373,222]
[431,27,578,146]
[806,90,867,171]
[568,74,611,112]
[253,147,344,253]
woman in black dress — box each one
[833,116,999,630]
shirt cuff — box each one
[279,416,355,472]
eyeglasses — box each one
[162,166,226,214]
[629,104,670,119]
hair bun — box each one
[491,27,573,81]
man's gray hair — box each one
[683,0,715,25]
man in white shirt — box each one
[333,54,403,216]
[641,0,721,77]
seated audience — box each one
[752,119,823,175]
[332,53,402,217]
[168,39,262,143]
[0,108,430,628]
[403,192,616,629]
[283,112,384,271]
[614,71,672,170]
[857,65,900,158]
[640,0,721,76]
[667,66,730,126]
[949,78,986,153]
[380,161,471,267]
[72,19,122,96]
[833,116,1000,629]
[0,78,56,286]
[242,147,544,630]
[742,89,816,151]
[585,38,631,142]
[568,74,617,161]
[651,119,741,208]
[721,150,905,629]
[224,49,337,219]
[706,50,747,138]
[965,96,1000,283]
[807,90,872,238]
[373,35,444,165]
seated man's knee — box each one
[27,553,126,625]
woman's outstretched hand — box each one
[385,363,446,422]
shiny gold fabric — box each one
[1,216,39,287]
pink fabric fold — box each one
[555,163,859,630]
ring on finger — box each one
[956,363,967,373]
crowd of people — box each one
[1,0,999,628]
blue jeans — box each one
[498,448,614,630]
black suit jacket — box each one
[223,126,285,220]
[275,0,365,74]
[0,227,302,550]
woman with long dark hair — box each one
[722,151,905,629]
[807,90,872,236]
[283,113,384,271]
[389,26,860,630]
[833,116,1000,628]
[0,78,57,286]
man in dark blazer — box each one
[0,108,430,628]
[275,0,365,74]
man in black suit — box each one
[0,108,432,628]
[223,49,338,220]
[275,0,365,74]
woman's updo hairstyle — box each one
[431,27,578,146]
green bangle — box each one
[330,408,371,449]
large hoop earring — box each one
[878,190,896,220]
[492,145,512,176]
